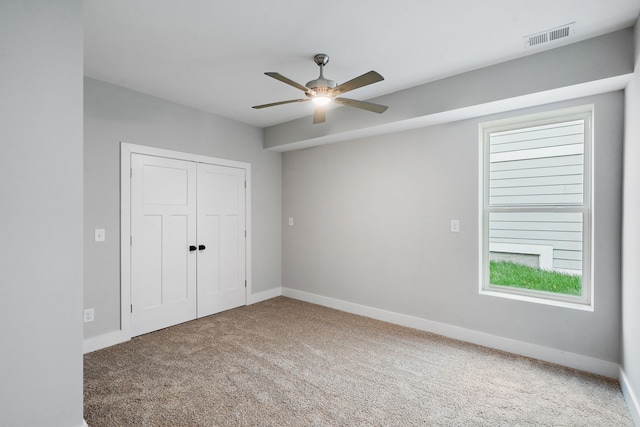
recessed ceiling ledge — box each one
[264,28,634,152]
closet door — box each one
[197,163,246,317]
[130,154,197,336]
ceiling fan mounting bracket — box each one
[313,53,330,67]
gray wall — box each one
[84,77,281,339]
[282,92,623,363]
[0,1,84,426]
[622,14,640,423]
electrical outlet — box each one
[450,220,460,232]
[94,228,105,242]
[84,308,95,323]
[288,217,294,226]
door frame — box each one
[120,142,251,341]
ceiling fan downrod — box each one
[306,54,337,95]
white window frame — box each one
[479,105,594,310]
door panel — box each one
[197,214,220,299]
[221,215,239,291]
[142,165,189,206]
[141,215,163,308]
[197,164,246,317]
[164,214,190,302]
[131,154,197,337]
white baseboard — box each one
[83,419,89,427]
[620,368,640,425]
[83,330,129,354]
[281,287,619,379]
[248,287,281,305]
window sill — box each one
[479,288,594,311]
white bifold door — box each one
[130,154,246,337]
[196,163,246,317]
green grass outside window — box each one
[489,260,581,296]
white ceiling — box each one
[84,0,640,128]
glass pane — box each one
[489,120,584,206]
[489,211,583,295]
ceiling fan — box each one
[252,54,388,124]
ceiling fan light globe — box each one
[312,96,331,106]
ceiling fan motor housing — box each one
[305,77,337,94]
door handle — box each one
[198,244,206,251]
[189,245,197,252]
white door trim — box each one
[120,142,252,341]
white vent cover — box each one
[524,22,575,48]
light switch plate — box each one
[84,308,94,323]
[450,220,460,232]
[288,217,294,227]
[95,228,105,242]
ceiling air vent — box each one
[524,22,575,48]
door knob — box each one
[189,245,197,252]
[198,244,206,251]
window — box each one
[479,106,592,308]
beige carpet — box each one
[84,297,632,426]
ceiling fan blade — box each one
[252,98,310,109]
[331,71,384,95]
[265,72,311,93]
[334,97,388,113]
[313,106,326,124]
